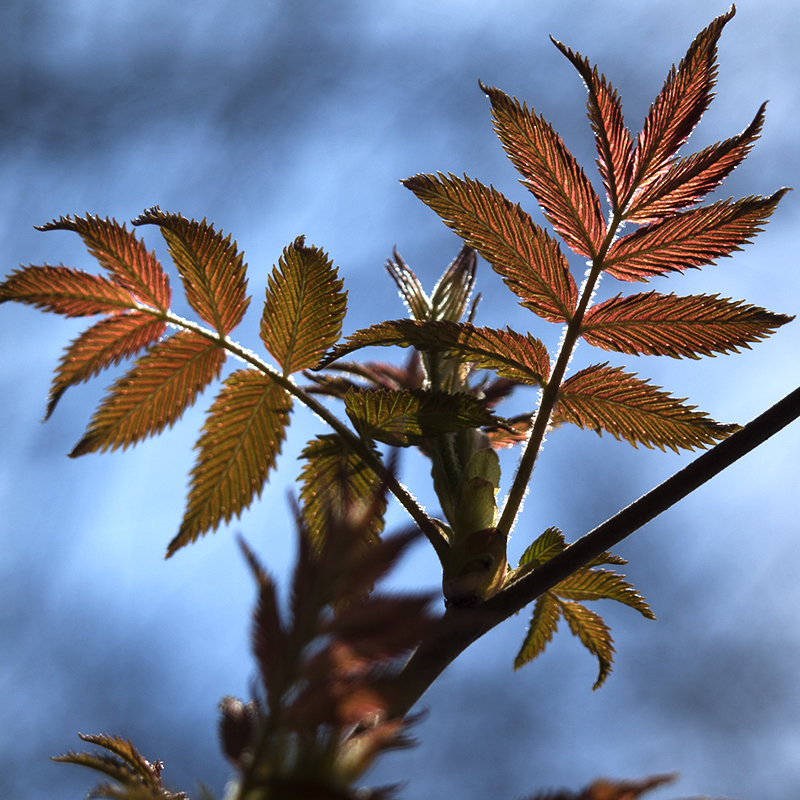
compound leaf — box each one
[403,172,578,322]
[169,370,292,556]
[559,599,615,689]
[133,207,249,335]
[261,237,347,375]
[514,592,561,670]
[481,82,606,258]
[37,215,171,311]
[47,312,167,419]
[553,363,737,451]
[321,319,550,386]
[604,191,787,282]
[0,265,137,317]
[70,331,225,456]
[344,388,495,447]
[582,291,793,358]
[551,39,634,213]
[299,434,386,549]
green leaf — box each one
[553,363,738,452]
[481,82,607,258]
[133,207,250,335]
[517,526,566,568]
[169,370,292,556]
[582,291,794,358]
[37,214,172,311]
[261,236,347,375]
[514,592,561,670]
[47,312,167,419]
[70,331,225,456]
[558,599,615,689]
[554,568,655,619]
[403,172,578,322]
[320,319,550,386]
[299,434,386,549]
[344,388,495,447]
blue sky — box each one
[1,2,799,798]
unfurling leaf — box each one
[344,388,495,447]
[0,265,138,317]
[553,363,737,451]
[261,236,347,375]
[37,214,172,310]
[582,291,793,358]
[555,568,655,619]
[604,191,788,282]
[320,319,550,386]
[402,172,578,322]
[133,206,250,334]
[70,331,225,457]
[559,600,615,689]
[550,38,634,213]
[299,434,386,549]
[168,370,292,556]
[514,591,561,669]
[481,82,606,258]
[46,313,167,419]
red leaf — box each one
[582,291,793,358]
[46,312,167,419]
[604,190,788,282]
[403,172,578,322]
[481,82,607,258]
[37,215,171,311]
[629,7,736,196]
[626,103,766,223]
[70,330,225,456]
[133,207,250,334]
[0,265,136,316]
[551,38,634,213]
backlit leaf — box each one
[261,236,347,375]
[0,265,136,316]
[46,312,167,419]
[517,526,565,568]
[630,7,735,195]
[482,82,606,258]
[604,191,788,282]
[320,319,550,385]
[555,568,655,619]
[299,434,385,549]
[582,291,793,358]
[559,599,614,689]
[133,207,249,334]
[514,592,561,669]
[344,388,495,447]
[626,103,766,223]
[551,39,634,213]
[168,370,291,556]
[386,249,431,321]
[403,172,578,322]
[37,214,171,310]
[429,245,478,322]
[70,331,225,456]
[553,363,737,451]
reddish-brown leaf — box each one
[261,237,347,375]
[604,190,788,281]
[582,291,793,359]
[553,363,737,451]
[46,312,167,419]
[133,207,249,334]
[482,82,607,258]
[551,38,634,213]
[168,369,291,555]
[0,265,136,316]
[37,215,171,310]
[403,172,578,322]
[626,103,766,223]
[70,330,225,457]
[629,7,736,196]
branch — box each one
[389,384,800,717]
